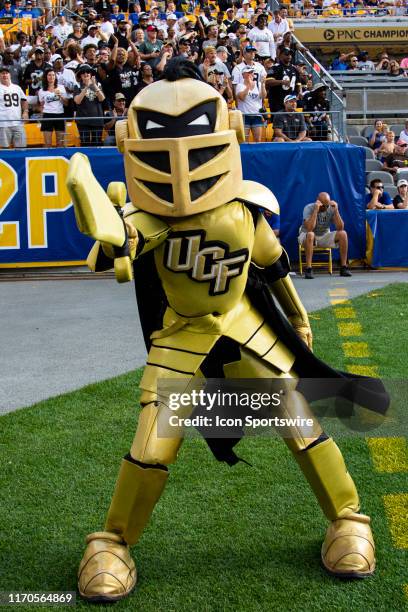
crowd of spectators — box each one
[285,0,408,17]
[329,50,408,75]
[0,0,338,147]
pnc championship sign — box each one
[296,25,408,43]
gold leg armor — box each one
[104,456,169,545]
[227,349,375,578]
[78,398,183,602]
[279,389,375,578]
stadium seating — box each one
[366,170,394,185]
[365,159,383,172]
[395,169,408,182]
[349,136,369,146]
[346,126,360,137]
[361,126,375,139]
[363,147,376,159]
[389,124,405,137]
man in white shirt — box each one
[81,24,108,49]
[52,54,76,99]
[268,10,289,45]
[236,0,254,19]
[53,14,73,44]
[248,14,276,60]
[100,13,115,38]
[157,13,178,37]
[232,44,267,91]
[0,65,28,148]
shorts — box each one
[0,125,26,148]
[27,95,39,106]
[40,113,65,132]
[298,231,338,248]
[244,114,265,128]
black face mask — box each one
[137,101,217,140]
[134,101,224,203]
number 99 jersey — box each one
[0,82,27,126]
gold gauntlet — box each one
[272,276,313,351]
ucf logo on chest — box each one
[164,230,249,295]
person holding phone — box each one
[298,192,352,279]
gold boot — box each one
[78,532,136,602]
[322,514,375,578]
[78,457,168,602]
[322,513,376,578]
[288,427,376,578]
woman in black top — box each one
[73,63,105,146]
[393,179,408,209]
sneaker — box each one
[304,268,314,279]
[340,266,352,277]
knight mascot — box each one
[67,59,386,603]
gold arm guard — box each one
[252,213,282,267]
[272,275,313,350]
[67,153,126,247]
[124,209,170,256]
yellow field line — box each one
[367,438,408,473]
[383,494,408,549]
[337,322,363,337]
[330,286,407,598]
[342,342,370,358]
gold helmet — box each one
[116,60,245,217]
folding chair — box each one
[298,244,333,275]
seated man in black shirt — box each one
[273,95,312,142]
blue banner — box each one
[0,148,124,266]
[366,209,408,267]
[240,142,366,261]
[0,143,365,266]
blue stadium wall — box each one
[0,142,366,266]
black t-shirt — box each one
[67,33,85,43]
[73,84,104,125]
[223,18,240,33]
[273,111,306,140]
[393,194,407,208]
[267,63,298,112]
[115,31,130,50]
[23,60,51,96]
[303,97,330,122]
[106,62,139,105]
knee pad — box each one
[130,401,183,466]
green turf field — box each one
[1,284,407,611]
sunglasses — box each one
[374,185,384,189]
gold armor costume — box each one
[67,60,376,603]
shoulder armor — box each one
[123,202,139,216]
[236,180,280,214]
